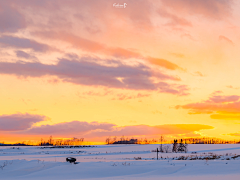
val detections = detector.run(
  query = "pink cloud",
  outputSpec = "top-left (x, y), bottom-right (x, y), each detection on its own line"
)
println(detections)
top-left (34, 31), bottom-right (181, 70)
top-left (24, 121), bottom-right (115, 136)
top-left (161, 0), bottom-right (233, 20)
top-left (0, 1), bottom-right (26, 33)
top-left (14, 121), bottom-right (213, 139)
top-left (0, 113), bottom-right (47, 131)
top-left (82, 90), bottom-right (112, 97)
top-left (112, 93), bottom-right (150, 100)
top-left (211, 91), bottom-right (223, 95)
top-left (181, 33), bottom-right (196, 41)
top-left (206, 95), bottom-right (240, 103)
top-left (219, 35), bottom-right (234, 45)
top-left (175, 92), bottom-right (240, 119)
top-left (0, 1), bottom-right (186, 71)
top-left (159, 84), bottom-right (190, 96)
top-left (226, 85), bottom-right (239, 89)
top-left (0, 57), bottom-right (189, 95)
top-left (15, 50), bottom-right (38, 61)
top-left (158, 8), bottom-right (192, 27)
top-left (0, 36), bottom-right (51, 52)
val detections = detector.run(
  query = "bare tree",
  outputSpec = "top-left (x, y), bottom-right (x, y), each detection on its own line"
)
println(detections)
top-left (172, 139), bottom-right (178, 153)
top-left (106, 137), bottom-right (110, 144)
top-left (160, 135), bottom-right (164, 152)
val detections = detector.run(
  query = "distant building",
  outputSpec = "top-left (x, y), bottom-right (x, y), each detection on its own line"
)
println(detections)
top-left (113, 139), bottom-right (138, 144)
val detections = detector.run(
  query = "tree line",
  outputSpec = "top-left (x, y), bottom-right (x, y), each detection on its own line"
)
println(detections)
top-left (0, 136), bottom-right (85, 146)
top-left (38, 136), bottom-right (84, 146)
top-left (106, 136), bottom-right (165, 144)
top-left (173, 137), bottom-right (239, 144)
top-left (106, 136), bottom-right (240, 144)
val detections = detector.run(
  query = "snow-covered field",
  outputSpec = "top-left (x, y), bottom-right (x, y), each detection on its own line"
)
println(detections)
top-left (1, 144), bottom-right (240, 179)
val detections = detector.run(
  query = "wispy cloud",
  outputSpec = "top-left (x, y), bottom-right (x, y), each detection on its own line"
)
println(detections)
top-left (86, 124), bottom-right (213, 138)
top-left (0, 57), bottom-right (188, 94)
top-left (192, 71), bottom-right (204, 77)
top-left (112, 93), bottom-right (150, 100)
top-left (219, 35), bottom-right (234, 45)
top-left (24, 121), bottom-right (115, 136)
top-left (158, 8), bottom-right (192, 27)
top-left (0, 36), bottom-right (51, 52)
top-left (161, 0), bottom-right (233, 20)
top-left (227, 132), bottom-right (240, 136)
top-left (16, 120), bottom-right (213, 138)
top-left (33, 31), bottom-right (182, 70)
top-left (169, 52), bottom-right (185, 58)
top-left (15, 50), bottom-right (38, 61)
top-left (226, 85), bottom-right (239, 89)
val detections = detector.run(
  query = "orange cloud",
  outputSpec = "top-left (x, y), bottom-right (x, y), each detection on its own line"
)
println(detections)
top-left (176, 93), bottom-right (240, 120)
top-left (227, 132), bottom-right (240, 136)
top-left (0, 113), bottom-right (213, 142)
top-left (169, 52), bottom-right (185, 58)
top-left (219, 35), bottom-right (234, 45)
top-left (86, 124), bottom-right (213, 138)
top-left (22, 121), bottom-right (115, 136)
top-left (146, 57), bottom-right (181, 70)
top-left (34, 31), bottom-right (181, 70)
top-left (192, 71), bottom-right (204, 77)
top-left (210, 114), bottom-right (240, 120)
top-left (23, 122), bottom-right (213, 139)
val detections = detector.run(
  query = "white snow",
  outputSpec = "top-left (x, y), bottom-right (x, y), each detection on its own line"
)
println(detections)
top-left (1, 144), bottom-right (240, 179)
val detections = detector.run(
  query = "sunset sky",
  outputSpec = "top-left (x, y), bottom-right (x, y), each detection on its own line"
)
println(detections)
top-left (1, 0), bottom-right (240, 143)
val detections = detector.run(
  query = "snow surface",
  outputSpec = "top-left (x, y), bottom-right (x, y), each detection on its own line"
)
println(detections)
top-left (1, 144), bottom-right (240, 179)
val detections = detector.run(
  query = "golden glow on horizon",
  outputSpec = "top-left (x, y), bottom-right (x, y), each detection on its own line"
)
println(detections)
top-left (1, 0), bottom-right (240, 143)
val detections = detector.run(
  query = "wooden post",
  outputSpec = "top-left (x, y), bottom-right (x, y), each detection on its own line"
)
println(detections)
top-left (157, 148), bottom-right (159, 160)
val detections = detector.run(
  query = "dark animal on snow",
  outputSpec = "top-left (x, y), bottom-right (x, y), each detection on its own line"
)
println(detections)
top-left (66, 157), bottom-right (76, 163)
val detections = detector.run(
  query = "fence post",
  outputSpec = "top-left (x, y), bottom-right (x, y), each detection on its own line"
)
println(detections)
top-left (157, 148), bottom-right (159, 160)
